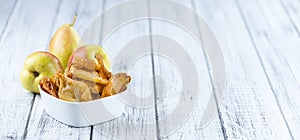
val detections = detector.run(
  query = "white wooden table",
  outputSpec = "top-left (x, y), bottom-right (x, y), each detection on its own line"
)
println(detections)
top-left (1, 0), bottom-right (300, 139)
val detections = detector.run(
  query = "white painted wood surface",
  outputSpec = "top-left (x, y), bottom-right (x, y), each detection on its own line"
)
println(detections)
top-left (0, 0), bottom-right (16, 37)
top-left (25, 0), bottom-right (100, 139)
top-left (281, 0), bottom-right (300, 94)
top-left (193, 0), bottom-right (295, 139)
top-left (149, 0), bottom-right (224, 139)
top-left (91, 0), bottom-right (157, 139)
top-left (0, 0), bottom-right (300, 139)
top-left (0, 0), bottom-right (62, 139)
top-left (236, 0), bottom-right (300, 139)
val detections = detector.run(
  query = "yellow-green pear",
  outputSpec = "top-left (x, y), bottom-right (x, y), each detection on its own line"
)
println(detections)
top-left (49, 14), bottom-right (80, 69)
top-left (20, 51), bottom-right (63, 93)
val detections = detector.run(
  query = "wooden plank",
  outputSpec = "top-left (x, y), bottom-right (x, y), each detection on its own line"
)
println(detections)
top-left (281, 0), bottom-right (300, 35)
top-left (280, 0), bottom-right (300, 87)
top-left (193, 0), bottom-right (293, 139)
top-left (271, 0), bottom-right (300, 83)
top-left (0, 0), bottom-right (62, 139)
top-left (280, 0), bottom-right (300, 88)
top-left (236, 0), bottom-right (300, 138)
top-left (0, 0), bottom-right (16, 38)
top-left (148, 0), bottom-right (225, 139)
top-left (24, 0), bottom-right (106, 139)
top-left (92, 0), bottom-right (157, 139)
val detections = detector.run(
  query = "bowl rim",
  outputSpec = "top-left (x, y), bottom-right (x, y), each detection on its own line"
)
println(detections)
top-left (39, 85), bottom-right (125, 105)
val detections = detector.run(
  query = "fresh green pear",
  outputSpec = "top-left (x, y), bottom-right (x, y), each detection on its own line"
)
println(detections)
top-left (20, 51), bottom-right (63, 93)
top-left (49, 14), bottom-right (80, 69)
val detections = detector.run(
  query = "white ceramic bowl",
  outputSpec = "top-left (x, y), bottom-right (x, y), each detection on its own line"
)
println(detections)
top-left (39, 86), bottom-right (125, 127)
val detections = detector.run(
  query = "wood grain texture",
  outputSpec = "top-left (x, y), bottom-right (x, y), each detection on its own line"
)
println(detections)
top-left (193, 0), bottom-right (293, 139)
top-left (148, 0), bottom-right (225, 139)
top-left (92, 0), bottom-right (157, 139)
top-left (236, 0), bottom-right (300, 138)
top-left (0, 0), bottom-right (62, 139)
top-left (1, 0), bottom-right (300, 139)
top-left (24, 0), bottom-right (98, 139)
top-left (0, 0), bottom-right (16, 41)
top-left (281, 0), bottom-right (300, 36)
top-left (280, 0), bottom-right (300, 87)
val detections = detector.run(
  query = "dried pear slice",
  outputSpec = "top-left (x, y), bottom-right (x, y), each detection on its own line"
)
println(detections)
top-left (101, 73), bottom-right (131, 98)
top-left (69, 65), bottom-right (108, 84)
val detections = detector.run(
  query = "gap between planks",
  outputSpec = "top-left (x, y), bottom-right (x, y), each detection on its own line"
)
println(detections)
top-left (190, 0), bottom-right (227, 139)
top-left (0, 0), bottom-right (18, 46)
top-left (234, 0), bottom-right (294, 139)
top-left (22, 0), bottom-right (64, 139)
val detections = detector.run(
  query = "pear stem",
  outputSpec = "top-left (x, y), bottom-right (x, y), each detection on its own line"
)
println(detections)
top-left (70, 14), bottom-right (77, 26)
